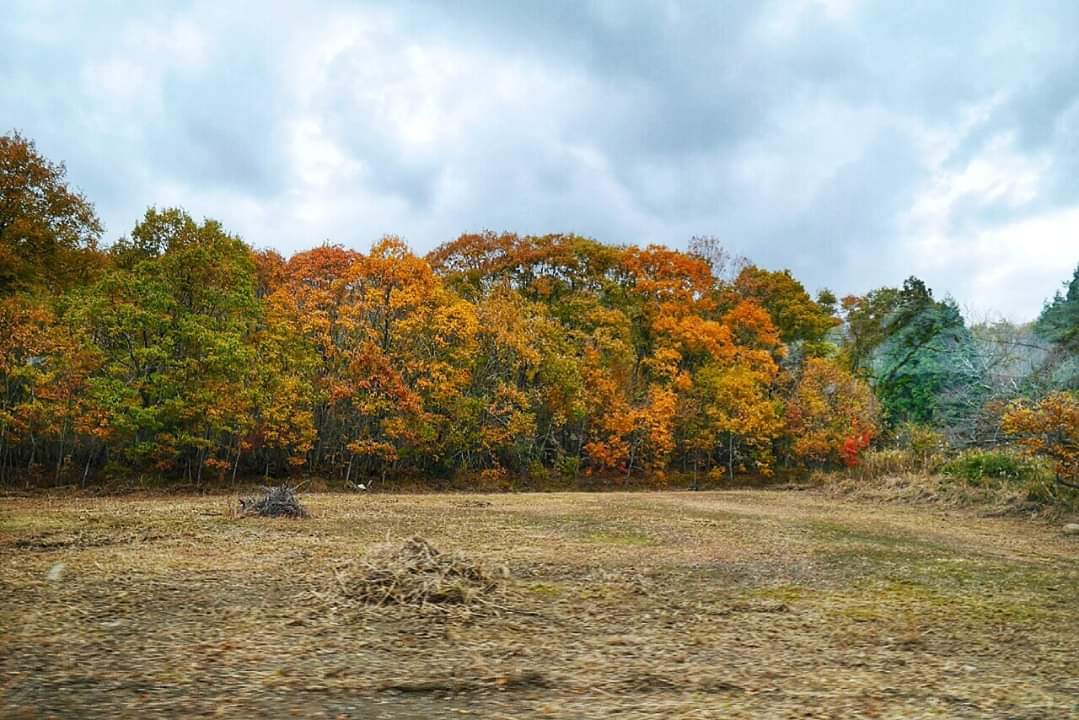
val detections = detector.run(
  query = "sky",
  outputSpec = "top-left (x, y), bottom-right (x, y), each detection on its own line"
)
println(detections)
top-left (3, 1), bottom-right (1078, 321)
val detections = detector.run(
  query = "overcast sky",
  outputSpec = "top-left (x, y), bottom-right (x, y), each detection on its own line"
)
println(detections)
top-left (4, 1), bottom-right (1078, 320)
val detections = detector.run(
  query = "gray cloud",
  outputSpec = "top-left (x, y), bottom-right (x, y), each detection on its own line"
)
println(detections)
top-left (2, 0), bottom-right (1077, 320)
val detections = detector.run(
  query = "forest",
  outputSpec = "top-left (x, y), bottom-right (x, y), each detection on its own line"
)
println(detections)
top-left (2, 131), bottom-right (1077, 492)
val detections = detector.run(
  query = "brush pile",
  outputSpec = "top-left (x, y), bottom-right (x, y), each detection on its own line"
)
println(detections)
top-left (335, 536), bottom-right (506, 607)
top-left (238, 484), bottom-right (308, 518)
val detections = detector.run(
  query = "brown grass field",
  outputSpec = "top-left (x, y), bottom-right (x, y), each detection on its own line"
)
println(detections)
top-left (1, 490), bottom-right (1076, 719)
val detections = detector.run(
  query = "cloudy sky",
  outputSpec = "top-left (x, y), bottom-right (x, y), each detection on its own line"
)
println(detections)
top-left (4, 1), bottom-right (1078, 320)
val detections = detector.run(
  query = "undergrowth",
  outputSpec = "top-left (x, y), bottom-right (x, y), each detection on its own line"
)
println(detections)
top-left (823, 446), bottom-right (1078, 517)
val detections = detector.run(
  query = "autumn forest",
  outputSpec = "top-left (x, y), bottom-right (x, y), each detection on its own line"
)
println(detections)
top-left (2, 132), bottom-right (1077, 490)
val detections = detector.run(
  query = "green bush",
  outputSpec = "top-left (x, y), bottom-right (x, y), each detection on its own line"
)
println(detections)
top-left (896, 422), bottom-right (945, 456)
top-left (527, 460), bottom-right (551, 487)
top-left (555, 455), bottom-right (580, 480)
top-left (941, 450), bottom-right (1043, 485)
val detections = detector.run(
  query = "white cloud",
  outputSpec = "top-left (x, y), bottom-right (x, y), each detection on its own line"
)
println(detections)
top-left (2, 0), bottom-right (1077, 319)
top-left (960, 207), bottom-right (1079, 321)
top-left (900, 127), bottom-right (1070, 319)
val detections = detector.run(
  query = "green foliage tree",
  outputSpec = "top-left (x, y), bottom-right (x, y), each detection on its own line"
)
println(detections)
top-left (843, 277), bottom-right (979, 427)
top-left (1035, 264), bottom-right (1079, 354)
top-left (69, 208), bottom-right (260, 480)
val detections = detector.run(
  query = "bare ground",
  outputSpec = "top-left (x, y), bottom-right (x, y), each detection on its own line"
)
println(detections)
top-left (1, 490), bottom-right (1076, 719)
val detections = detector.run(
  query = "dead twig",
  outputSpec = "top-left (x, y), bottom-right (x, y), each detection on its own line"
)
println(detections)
top-left (237, 484), bottom-right (308, 518)
top-left (332, 536), bottom-right (507, 609)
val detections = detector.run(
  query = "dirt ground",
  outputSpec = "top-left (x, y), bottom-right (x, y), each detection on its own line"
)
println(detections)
top-left (1, 490), bottom-right (1076, 719)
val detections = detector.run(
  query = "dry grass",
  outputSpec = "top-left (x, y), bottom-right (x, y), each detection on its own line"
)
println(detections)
top-left (1, 489), bottom-right (1076, 718)
top-left (820, 470), bottom-right (1079, 519)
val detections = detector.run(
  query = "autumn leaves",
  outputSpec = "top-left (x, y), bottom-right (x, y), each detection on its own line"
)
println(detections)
top-left (0, 131), bottom-right (888, 485)
top-left (1, 216), bottom-right (877, 485)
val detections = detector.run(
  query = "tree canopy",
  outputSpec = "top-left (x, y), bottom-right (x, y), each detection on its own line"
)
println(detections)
top-left (0, 132), bottom-right (1075, 487)
top-left (0, 132), bottom-right (102, 294)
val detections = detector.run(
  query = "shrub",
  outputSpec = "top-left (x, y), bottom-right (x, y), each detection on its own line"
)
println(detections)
top-left (527, 460), bottom-right (551, 487)
top-left (941, 449), bottom-right (1043, 486)
top-left (555, 455), bottom-right (580, 480)
top-left (1025, 474), bottom-right (1079, 511)
top-left (1001, 392), bottom-right (1079, 485)
top-left (896, 422), bottom-right (945, 457)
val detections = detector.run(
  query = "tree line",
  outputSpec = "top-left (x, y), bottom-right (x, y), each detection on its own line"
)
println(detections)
top-left (2, 131), bottom-right (1076, 487)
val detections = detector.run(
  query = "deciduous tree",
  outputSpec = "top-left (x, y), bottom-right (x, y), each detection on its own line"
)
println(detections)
top-left (0, 132), bottom-right (103, 293)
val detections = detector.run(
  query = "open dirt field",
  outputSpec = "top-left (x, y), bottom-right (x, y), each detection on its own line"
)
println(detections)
top-left (1, 490), bottom-right (1076, 719)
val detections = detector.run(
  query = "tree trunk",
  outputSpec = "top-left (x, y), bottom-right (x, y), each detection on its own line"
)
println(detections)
top-left (54, 420), bottom-right (67, 485)
top-left (231, 445), bottom-right (241, 485)
top-left (82, 445), bottom-right (93, 488)
top-left (728, 435), bottom-right (735, 484)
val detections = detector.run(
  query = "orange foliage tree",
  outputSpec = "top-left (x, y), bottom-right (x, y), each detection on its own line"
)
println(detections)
top-left (784, 357), bottom-right (880, 468)
top-left (1001, 392), bottom-right (1079, 486)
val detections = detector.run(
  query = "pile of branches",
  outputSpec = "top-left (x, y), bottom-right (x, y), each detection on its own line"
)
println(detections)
top-left (238, 484), bottom-right (308, 518)
top-left (335, 537), bottom-right (506, 608)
